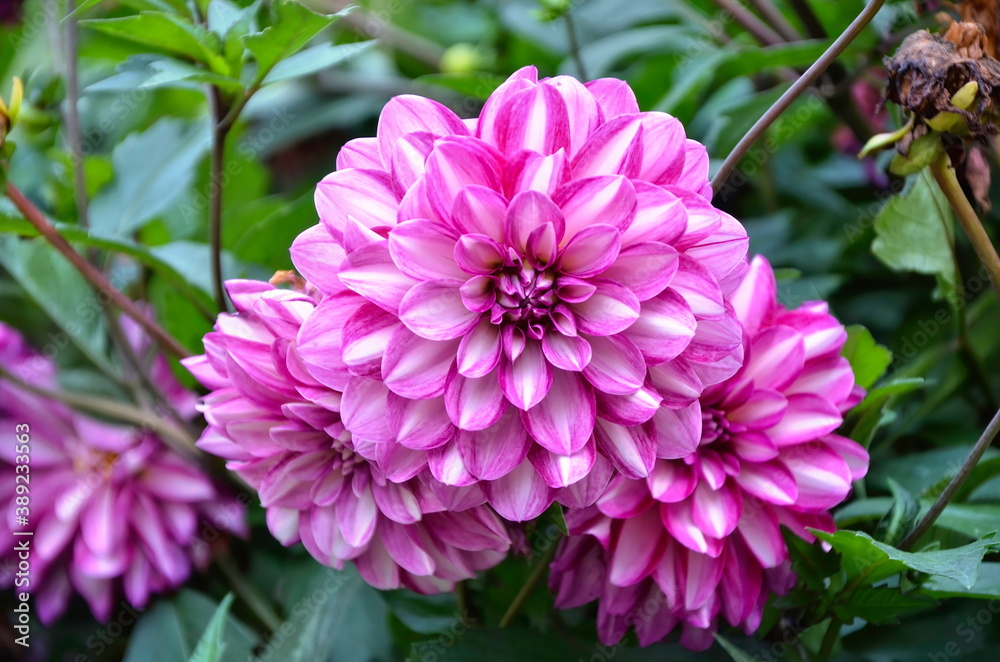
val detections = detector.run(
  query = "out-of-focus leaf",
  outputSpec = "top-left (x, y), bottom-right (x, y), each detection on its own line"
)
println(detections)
top-left (714, 634), bottom-right (756, 662)
top-left (923, 563), bottom-right (1000, 599)
top-left (414, 73), bottom-right (506, 101)
top-left (81, 13), bottom-right (228, 74)
top-left (262, 41), bottom-right (374, 85)
top-left (841, 324), bottom-right (892, 390)
top-left (89, 118), bottom-right (210, 237)
top-left (188, 593), bottom-right (236, 662)
top-left (875, 479), bottom-right (920, 547)
top-left (123, 589), bottom-right (258, 662)
top-left (140, 58), bottom-right (243, 92)
top-left (383, 592), bottom-right (461, 635)
top-left (243, 1), bottom-right (340, 83)
top-left (835, 587), bottom-right (938, 624)
top-left (933, 504), bottom-right (1000, 539)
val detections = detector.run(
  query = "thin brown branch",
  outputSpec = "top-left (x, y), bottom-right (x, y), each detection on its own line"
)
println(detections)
top-left (5, 183), bottom-right (192, 360)
top-left (787, 0), bottom-right (829, 38)
top-left (709, 0), bottom-right (784, 46)
top-left (711, 0), bottom-right (887, 193)
top-left (746, 0), bottom-right (803, 42)
top-left (64, 0), bottom-right (89, 232)
top-left (208, 86), bottom-right (230, 313)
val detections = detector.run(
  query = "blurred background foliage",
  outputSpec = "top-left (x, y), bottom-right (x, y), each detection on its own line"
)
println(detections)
top-left (2, 0), bottom-right (1000, 660)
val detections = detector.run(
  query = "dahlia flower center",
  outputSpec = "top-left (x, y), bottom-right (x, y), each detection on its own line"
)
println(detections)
top-left (328, 424), bottom-right (363, 476)
top-left (492, 265), bottom-right (556, 332)
top-left (701, 408), bottom-right (733, 446)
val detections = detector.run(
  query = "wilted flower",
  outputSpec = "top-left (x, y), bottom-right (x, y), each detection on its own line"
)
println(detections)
top-left (183, 279), bottom-right (511, 593)
top-left (548, 257), bottom-right (869, 650)
top-left (0, 323), bottom-right (245, 624)
top-left (290, 66), bottom-right (748, 521)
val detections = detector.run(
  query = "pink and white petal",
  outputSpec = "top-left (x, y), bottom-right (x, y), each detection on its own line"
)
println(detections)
top-left (726, 388), bottom-right (788, 430)
top-left (683, 211), bottom-right (749, 284)
top-left (337, 137), bottom-right (382, 170)
top-left (444, 188), bottom-right (507, 244)
top-left (375, 443), bottom-right (429, 482)
top-left (647, 358), bottom-right (704, 408)
top-left (372, 482), bottom-right (422, 525)
top-left (572, 115), bottom-right (644, 179)
top-left (781, 444), bottom-right (853, 510)
top-left (377, 94), bottom-right (468, 166)
top-left (728, 431), bottom-right (780, 462)
top-left (354, 536), bottom-right (401, 590)
top-left (765, 393), bottom-right (843, 446)
top-left (651, 401), bottom-right (702, 459)
top-left (554, 175), bottom-right (637, 240)
top-left (623, 289), bottom-right (696, 365)
top-left (382, 326), bottom-right (459, 399)
top-left (556, 454), bottom-right (614, 509)
top-left (582, 334), bottom-right (647, 396)
top-left (496, 84), bottom-right (571, 156)
top-left (823, 434), bottom-right (870, 480)
top-left (425, 137), bottom-right (504, 221)
top-left (621, 181), bottom-right (687, 247)
top-left (595, 418), bottom-right (656, 479)
top-left (672, 139), bottom-right (711, 195)
top-left (399, 279), bottom-right (480, 341)
top-left (541, 333), bottom-right (592, 372)
top-left (289, 225), bottom-right (349, 295)
top-left (498, 341), bottom-right (553, 410)
top-left (602, 242), bottom-right (679, 301)
top-left (296, 294), bottom-right (360, 392)
top-left (585, 78), bottom-right (639, 118)
top-left (505, 190), bottom-right (566, 254)
top-left (335, 482), bottom-right (378, 548)
top-left (341, 303), bottom-right (400, 378)
top-left (633, 113), bottom-right (687, 184)
top-left (558, 224), bottom-right (622, 277)
top-left (729, 255), bottom-right (776, 337)
top-left (445, 369), bottom-right (508, 430)
top-left (735, 460), bottom-right (798, 506)
top-left (544, 76), bottom-right (603, 155)
top-left (502, 149), bottom-right (568, 197)
top-left (773, 303), bottom-right (849, 361)
top-left (380, 520), bottom-right (434, 574)
top-left (785, 356), bottom-right (856, 406)
top-left (315, 169), bottom-right (398, 241)
top-left (337, 243), bottom-right (418, 314)
top-left (388, 219), bottom-right (465, 281)
top-left (661, 498), bottom-right (722, 557)
top-left (737, 506), bottom-right (786, 568)
top-left (521, 369), bottom-right (596, 455)
top-left (459, 275), bottom-right (496, 313)
top-left (648, 460), bottom-right (697, 503)
top-left (682, 549), bottom-right (725, 612)
top-left (596, 384), bottom-right (662, 426)
top-left (456, 409), bottom-right (530, 480)
top-left (454, 233), bottom-right (505, 274)
top-left (457, 320), bottom-right (503, 377)
top-left (528, 436), bottom-right (596, 488)
top-left (609, 508), bottom-right (665, 586)
top-left (525, 222), bottom-right (560, 268)
top-left (387, 393), bottom-right (455, 450)
top-left (390, 131), bottom-right (436, 195)
top-left (597, 474), bottom-right (654, 518)
top-left (482, 461), bottom-right (554, 522)
top-left (669, 254), bottom-right (725, 318)
top-left (682, 307), bottom-right (743, 364)
top-left (691, 481), bottom-right (742, 539)
top-left (569, 278), bottom-right (641, 336)
top-left (428, 439), bottom-right (477, 486)
top-left (340, 376), bottom-right (393, 442)
top-left (477, 67), bottom-right (538, 145)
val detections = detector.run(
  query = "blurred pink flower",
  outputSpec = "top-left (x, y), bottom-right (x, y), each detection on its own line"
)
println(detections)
top-left (184, 279), bottom-right (510, 593)
top-left (0, 322), bottom-right (245, 624)
top-left (548, 256), bottom-right (869, 650)
top-left (290, 66), bottom-right (748, 521)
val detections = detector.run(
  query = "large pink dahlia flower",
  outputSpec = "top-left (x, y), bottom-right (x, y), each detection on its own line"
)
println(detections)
top-left (290, 66), bottom-right (749, 521)
top-left (183, 278), bottom-right (511, 593)
top-left (0, 322), bottom-right (245, 624)
top-left (547, 256), bottom-right (869, 650)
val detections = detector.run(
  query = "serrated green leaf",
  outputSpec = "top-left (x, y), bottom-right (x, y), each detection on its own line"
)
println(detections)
top-left (871, 170), bottom-right (958, 300)
top-left (81, 13), bottom-right (229, 74)
top-left (262, 41), bottom-right (374, 85)
top-left (841, 325), bottom-right (892, 390)
top-left (243, 1), bottom-right (340, 84)
top-left (188, 593), bottom-right (235, 662)
top-left (207, 0), bottom-right (258, 77)
top-left (140, 58), bottom-right (243, 92)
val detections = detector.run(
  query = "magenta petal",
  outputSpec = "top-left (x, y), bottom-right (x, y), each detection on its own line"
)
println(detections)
top-left (691, 481), bottom-right (742, 539)
top-left (608, 508), bottom-right (664, 586)
top-left (337, 136), bottom-right (381, 170)
top-left (648, 460), bottom-right (697, 503)
top-left (602, 242), bottom-right (679, 301)
top-left (558, 224), bottom-right (622, 277)
top-left (652, 401), bottom-right (701, 458)
top-left (456, 409), bottom-right (530, 480)
top-left (541, 333), bottom-right (592, 372)
top-left (597, 385), bottom-right (661, 425)
top-left (528, 436), bottom-right (596, 488)
top-left (824, 434), bottom-right (870, 481)
top-left (781, 444), bottom-right (852, 509)
top-left (766, 393), bottom-right (842, 446)
top-left (315, 169), bottom-right (397, 241)
top-left (482, 461), bottom-right (554, 521)
top-left (683, 210), bottom-right (749, 286)
top-left (377, 94), bottom-right (468, 165)
top-left (624, 289), bottom-right (696, 365)
top-left (341, 303), bottom-right (400, 377)
top-left (425, 137), bottom-right (503, 221)
top-left (595, 418), bottom-right (655, 479)
top-left (730, 255), bottom-right (776, 337)
top-left (382, 326), bottom-right (458, 399)
top-left (450, 185), bottom-right (507, 241)
top-left (597, 475), bottom-right (654, 518)
top-left (674, 139), bottom-right (711, 196)
top-left (648, 358), bottom-right (703, 408)
top-left (375, 442), bottom-right (428, 482)
top-left (456, 320), bottom-right (503, 377)
top-left (569, 278), bottom-right (641, 336)
top-left (544, 76), bottom-right (603, 155)
top-left (390, 130), bottom-right (436, 194)
top-left (496, 83), bottom-right (571, 156)
top-left (428, 439), bottom-right (477, 486)
top-left (737, 505), bottom-right (786, 568)
top-left (661, 498), bottom-right (722, 557)
top-left (387, 393), bottom-right (455, 450)
top-left (388, 219), bottom-right (466, 281)
top-left (505, 190), bottom-right (566, 254)
top-left (622, 181), bottom-right (687, 246)
top-left (372, 483), bottom-right (422, 525)
top-left (503, 149), bottom-right (568, 197)
top-left (399, 279), bottom-right (481, 341)
top-left (296, 294), bottom-right (357, 392)
top-left (556, 454), bottom-right (614, 508)
top-left (525, 221), bottom-right (559, 268)
top-left (341, 376), bottom-right (392, 442)
top-left (582, 334), bottom-right (647, 396)
top-left (554, 175), bottom-right (637, 240)
top-left (728, 431), bottom-right (780, 462)
top-left (773, 302), bottom-right (849, 361)
top-left (636, 113), bottom-right (686, 184)
top-left (726, 388), bottom-right (788, 430)
top-left (521, 370), bottom-right (596, 455)
top-left (739, 325), bottom-right (806, 392)
top-left (338, 243), bottom-right (417, 314)
top-left (477, 67), bottom-right (538, 145)
top-left (585, 78), bottom-right (640, 118)
top-left (290, 225), bottom-right (348, 295)
top-left (445, 369), bottom-right (508, 430)
top-left (572, 114), bottom-right (643, 179)
top-left (735, 460), bottom-right (798, 505)
top-left (335, 483), bottom-right (378, 548)
top-left (459, 275), bottom-right (497, 314)
top-left (498, 341), bottom-right (553, 410)
top-left (454, 233), bottom-right (505, 274)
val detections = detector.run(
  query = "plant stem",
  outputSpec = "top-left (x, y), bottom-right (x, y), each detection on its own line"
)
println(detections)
top-left (930, 154), bottom-right (1000, 302)
top-left (898, 406), bottom-right (1000, 550)
top-left (499, 536), bottom-right (560, 628)
top-left (747, 0), bottom-right (802, 42)
top-left (214, 553), bottom-right (283, 635)
top-left (708, 0), bottom-right (783, 46)
top-left (818, 617), bottom-right (843, 659)
top-left (63, 0), bottom-right (89, 231)
top-left (0, 365), bottom-right (197, 455)
top-left (208, 86), bottom-right (230, 313)
top-left (5, 183), bottom-right (192, 359)
top-left (711, 0), bottom-right (887, 193)
top-left (564, 8), bottom-right (588, 80)
top-left (787, 0), bottom-right (828, 38)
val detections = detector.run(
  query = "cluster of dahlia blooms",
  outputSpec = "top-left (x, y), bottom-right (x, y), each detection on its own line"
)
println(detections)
top-left (187, 68), bottom-right (868, 647)
top-left (0, 322), bottom-right (245, 624)
top-left (548, 256), bottom-right (869, 649)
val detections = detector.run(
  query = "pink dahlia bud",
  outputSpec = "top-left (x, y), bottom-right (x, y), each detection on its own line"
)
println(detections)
top-left (548, 256), bottom-right (870, 650)
top-left (183, 279), bottom-right (511, 593)
top-left (290, 66), bottom-right (749, 521)
top-left (0, 323), bottom-right (245, 624)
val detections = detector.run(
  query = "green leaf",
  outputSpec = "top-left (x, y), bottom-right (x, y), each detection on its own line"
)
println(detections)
top-left (933, 504), bottom-right (1000, 539)
top-left (923, 563), bottom-right (1000, 599)
top-left (0, 236), bottom-right (113, 373)
top-left (875, 479), bottom-right (920, 547)
top-left (836, 586), bottom-right (938, 624)
top-left (889, 134), bottom-right (944, 176)
top-left (784, 526), bottom-right (840, 590)
top-left (714, 634), bottom-right (757, 662)
top-left (262, 41), bottom-right (374, 85)
top-left (123, 590), bottom-right (258, 662)
top-left (383, 592), bottom-right (461, 635)
top-left (140, 58), bottom-right (243, 92)
top-left (207, 0), bottom-right (258, 76)
top-left (188, 593), bottom-right (235, 662)
top-left (243, 1), bottom-right (340, 84)
top-left (81, 13), bottom-right (229, 74)
top-left (414, 73), bottom-right (508, 100)
top-left (812, 529), bottom-right (1000, 588)
top-left (263, 563), bottom-right (391, 662)
top-left (871, 170), bottom-right (958, 300)
top-left (841, 325), bottom-right (892, 390)
top-left (89, 118), bottom-right (210, 237)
